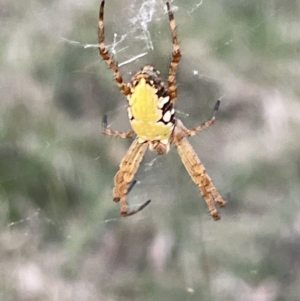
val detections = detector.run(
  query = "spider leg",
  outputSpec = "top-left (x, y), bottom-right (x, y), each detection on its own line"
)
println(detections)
top-left (127, 179), bottom-right (137, 194)
top-left (98, 1), bottom-right (130, 96)
top-left (102, 115), bottom-right (135, 139)
top-left (173, 133), bottom-right (226, 220)
top-left (113, 138), bottom-right (150, 216)
top-left (180, 100), bottom-right (220, 137)
top-left (166, 2), bottom-right (181, 105)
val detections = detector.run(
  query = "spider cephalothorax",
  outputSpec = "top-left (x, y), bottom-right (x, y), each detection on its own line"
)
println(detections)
top-left (99, 1), bottom-right (226, 220)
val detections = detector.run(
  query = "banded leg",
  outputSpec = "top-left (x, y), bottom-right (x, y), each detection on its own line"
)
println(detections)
top-left (113, 138), bottom-right (151, 216)
top-left (179, 100), bottom-right (220, 137)
top-left (173, 135), bottom-right (226, 220)
top-left (98, 1), bottom-right (130, 96)
top-left (102, 115), bottom-right (135, 138)
top-left (166, 2), bottom-right (181, 105)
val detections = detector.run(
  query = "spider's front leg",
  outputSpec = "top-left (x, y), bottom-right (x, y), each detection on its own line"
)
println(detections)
top-left (166, 2), bottom-right (181, 105)
top-left (98, 1), bottom-right (130, 96)
top-left (113, 138), bottom-right (151, 216)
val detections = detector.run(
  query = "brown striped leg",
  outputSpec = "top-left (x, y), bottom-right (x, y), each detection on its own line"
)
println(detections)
top-left (166, 2), bottom-right (181, 105)
top-left (98, 1), bottom-right (130, 96)
top-left (113, 138), bottom-right (151, 216)
top-left (173, 131), bottom-right (226, 220)
top-left (181, 100), bottom-right (220, 137)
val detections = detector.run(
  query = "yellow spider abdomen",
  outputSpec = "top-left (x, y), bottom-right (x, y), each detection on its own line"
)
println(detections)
top-left (129, 78), bottom-right (161, 121)
top-left (127, 78), bottom-right (174, 142)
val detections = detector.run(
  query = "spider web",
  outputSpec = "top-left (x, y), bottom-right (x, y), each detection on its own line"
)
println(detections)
top-left (1, 0), bottom-right (300, 300)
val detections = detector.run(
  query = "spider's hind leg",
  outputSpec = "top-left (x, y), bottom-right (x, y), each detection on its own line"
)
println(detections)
top-left (112, 138), bottom-right (150, 216)
top-left (172, 133), bottom-right (226, 220)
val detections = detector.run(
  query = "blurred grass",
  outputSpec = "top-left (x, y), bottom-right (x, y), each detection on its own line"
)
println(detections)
top-left (1, 0), bottom-right (300, 300)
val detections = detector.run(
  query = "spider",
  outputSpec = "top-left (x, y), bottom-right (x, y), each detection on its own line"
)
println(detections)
top-left (99, 1), bottom-right (226, 220)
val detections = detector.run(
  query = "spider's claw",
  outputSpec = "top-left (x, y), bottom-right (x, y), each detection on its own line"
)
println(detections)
top-left (214, 100), bottom-right (221, 112)
top-left (102, 114), bottom-right (108, 130)
top-left (127, 180), bottom-right (137, 195)
top-left (125, 199), bottom-right (151, 217)
top-left (209, 99), bottom-right (221, 122)
top-left (137, 199), bottom-right (151, 212)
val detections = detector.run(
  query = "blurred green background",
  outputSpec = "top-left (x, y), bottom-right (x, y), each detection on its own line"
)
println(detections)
top-left (1, 0), bottom-right (300, 300)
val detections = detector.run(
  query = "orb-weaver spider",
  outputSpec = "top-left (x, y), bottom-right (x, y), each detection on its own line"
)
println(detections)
top-left (99, 1), bottom-right (226, 220)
